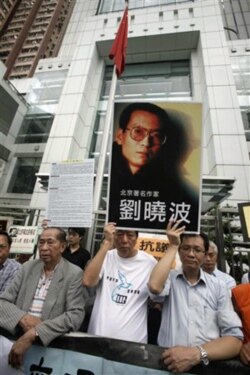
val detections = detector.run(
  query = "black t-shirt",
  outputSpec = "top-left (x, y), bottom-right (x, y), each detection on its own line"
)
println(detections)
top-left (62, 246), bottom-right (90, 270)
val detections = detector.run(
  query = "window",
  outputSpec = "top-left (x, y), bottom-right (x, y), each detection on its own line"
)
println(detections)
top-left (0, 87), bottom-right (19, 135)
top-left (8, 157), bottom-right (42, 194)
top-left (102, 61), bottom-right (191, 100)
top-left (231, 55), bottom-right (250, 146)
top-left (97, 0), bottom-right (194, 13)
top-left (15, 113), bottom-right (54, 144)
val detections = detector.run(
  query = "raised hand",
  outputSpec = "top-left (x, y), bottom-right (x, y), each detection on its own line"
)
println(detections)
top-left (166, 219), bottom-right (186, 246)
top-left (103, 222), bottom-right (116, 246)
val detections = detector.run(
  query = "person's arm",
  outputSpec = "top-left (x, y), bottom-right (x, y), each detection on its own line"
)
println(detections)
top-left (35, 267), bottom-right (86, 346)
top-left (202, 336), bottom-right (242, 360)
top-left (162, 336), bottom-right (242, 373)
top-left (82, 222), bottom-right (116, 287)
top-left (149, 220), bottom-right (185, 294)
top-left (0, 268), bottom-right (28, 333)
top-left (0, 262), bottom-right (22, 296)
top-left (8, 328), bottom-right (36, 369)
top-left (7, 265), bottom-right (86, 369)
top-left (19, 314), bottom-right (42, 332)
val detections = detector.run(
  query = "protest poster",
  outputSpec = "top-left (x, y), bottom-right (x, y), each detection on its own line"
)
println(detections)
top-left (8, 226), bottom-right (38, 254)
top-left (46, 160), bottom-right (94, 228)
top-left (238, 202), bottom-right (250, 242)
top-left (137, 232), bottom-right (181, 267)
top-left (108, 101), bottom-right (202, 233)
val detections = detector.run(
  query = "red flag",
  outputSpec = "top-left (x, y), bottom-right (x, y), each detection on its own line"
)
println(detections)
top-left (109, 7), bottom-right (128, 77)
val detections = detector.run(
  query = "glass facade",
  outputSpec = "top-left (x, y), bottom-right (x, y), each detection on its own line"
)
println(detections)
top-left (25, 69), bottom-right (68, 114)
top-left (7, 157), bottom-right (42, 194)
top-left (231, 55), bottom-right (250, 143)
top-left (15, 113), bottom-right (54, 144)
top-left (10, 68), bottom-right (66, 196)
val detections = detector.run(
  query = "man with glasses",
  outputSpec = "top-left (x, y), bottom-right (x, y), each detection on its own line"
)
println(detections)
top-left (0, 227), bottom-right (86, 369)
top-left (149, 220), bottom-right (243, 373)
top-left (109, 102), bottom-right (199, 232)
top-left (202, 241), bottom-right (236, 290)
top-left (0, 231), bottom-right (21, 295)
top-left (83, 222), bottom-right (158, 343)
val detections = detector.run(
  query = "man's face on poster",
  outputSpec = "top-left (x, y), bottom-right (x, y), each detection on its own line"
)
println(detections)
top-left (116, 109), bottom-right (165, 174)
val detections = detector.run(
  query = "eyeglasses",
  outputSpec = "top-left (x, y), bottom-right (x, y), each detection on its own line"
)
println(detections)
top-left (125, 126), bottom-right (166, 145)
top-left (180, 245), bottom-right (205, 255)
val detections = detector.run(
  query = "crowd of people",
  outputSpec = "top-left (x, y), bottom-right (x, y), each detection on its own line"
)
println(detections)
top-left (0, 221), bottom-right (249, 373)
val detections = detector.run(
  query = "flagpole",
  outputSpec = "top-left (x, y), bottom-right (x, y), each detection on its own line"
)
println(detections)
top-left (93, 1), bottom-right (128, 214)
top-left (93, 65), bottom-right (117, 213)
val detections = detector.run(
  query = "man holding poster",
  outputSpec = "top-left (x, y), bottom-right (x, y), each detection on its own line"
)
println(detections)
top-left (108, 102), bottom-right (201, 233)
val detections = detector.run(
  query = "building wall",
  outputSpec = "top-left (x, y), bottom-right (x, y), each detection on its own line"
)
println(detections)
top-left (0, 0), bottom-right (76, 79)
top-left (2, 0), bottom-right (250, 223)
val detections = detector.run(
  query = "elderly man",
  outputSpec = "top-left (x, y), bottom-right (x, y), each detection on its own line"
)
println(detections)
top-left (0, 231), bottom-right (21, 295)
top-left (83, 222), bottom-right (158, 343)
top-left (149, 220), bottom-right (243, 373)
top-left (202, 240), bottom-right (236, 290)
top-left (0, 226), bottom-right (86, 369)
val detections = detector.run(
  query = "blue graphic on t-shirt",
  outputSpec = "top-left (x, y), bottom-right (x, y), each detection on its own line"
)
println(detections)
top-left (111, 270), bottom-right (133, 304)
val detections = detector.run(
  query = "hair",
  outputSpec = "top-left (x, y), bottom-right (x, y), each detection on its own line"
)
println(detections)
top-left (115, 229), bottom-right (139, 238)
top-left (119, 102), bottom-right (170, 134)
top-left (68, 227), bottom-right (86, 237)
top-left (209, 240), bottom-right (218, 254)
top-left (43, 227), bottom-right (67, 243)
top-left (180, 232), bottom-right (209, 253)
top-left (0, 230), bottom-right (12, 246)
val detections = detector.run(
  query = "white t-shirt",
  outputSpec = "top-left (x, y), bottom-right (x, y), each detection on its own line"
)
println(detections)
top-left (88, 249), bottom-right (157, 343)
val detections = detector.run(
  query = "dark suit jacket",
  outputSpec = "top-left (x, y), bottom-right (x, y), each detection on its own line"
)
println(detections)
top-left (0, 258), bottom-right (86, 345)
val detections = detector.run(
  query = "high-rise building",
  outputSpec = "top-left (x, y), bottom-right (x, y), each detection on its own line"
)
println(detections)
top-left (0, 1), bottom-right (17, 29)
top-left (0, 0), bottom-right (249, 252)
top-left (0, 0), bottom-right (76, 79)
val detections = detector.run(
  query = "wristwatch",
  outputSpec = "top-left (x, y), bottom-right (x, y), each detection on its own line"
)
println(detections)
top-left (196, 345), bottom-right (209, 366)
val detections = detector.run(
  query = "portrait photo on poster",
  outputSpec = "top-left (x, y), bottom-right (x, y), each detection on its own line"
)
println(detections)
top-left (107, 101), bottom-right (202, 233)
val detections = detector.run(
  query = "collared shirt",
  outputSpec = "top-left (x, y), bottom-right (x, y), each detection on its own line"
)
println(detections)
top-left (28, 270), bottom-right (55, 318)
top-left (211, 268), bottom-right (236, 290)
top-left (158, 268), bottom-right (243, 347)
top-left (0, 259), bottom-right (21, 295)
